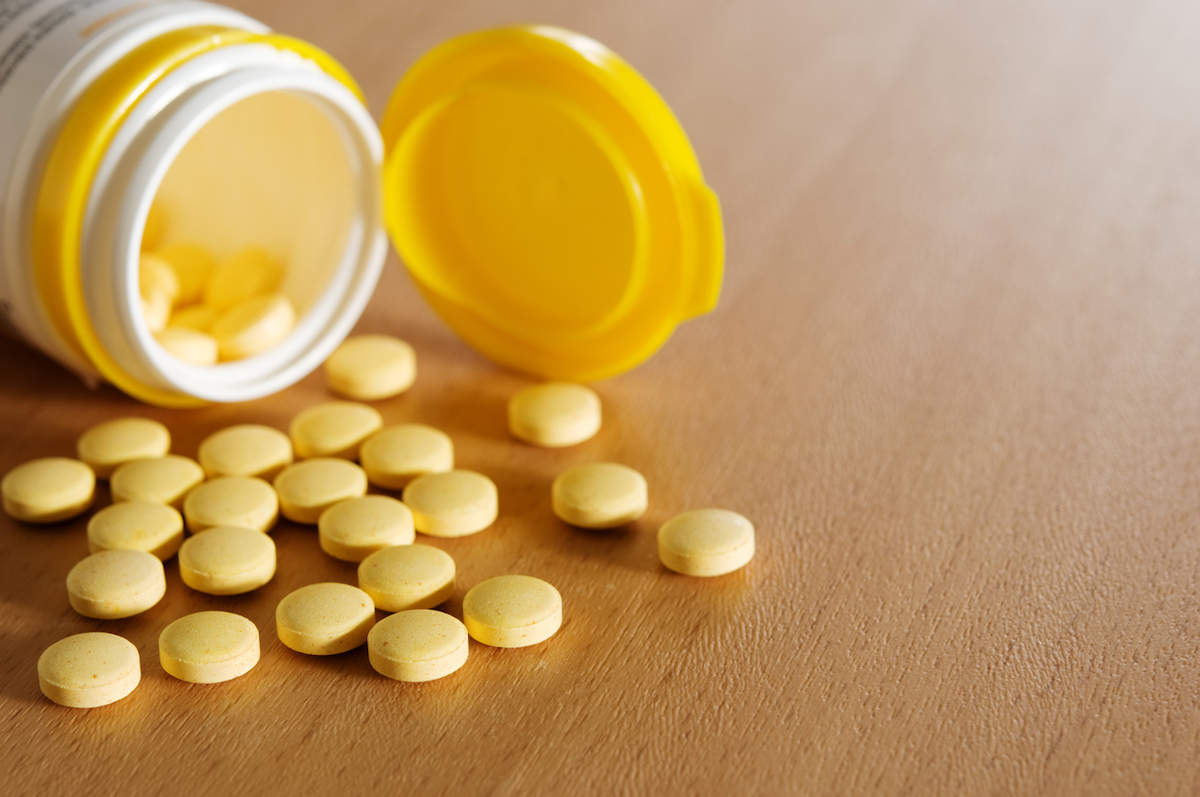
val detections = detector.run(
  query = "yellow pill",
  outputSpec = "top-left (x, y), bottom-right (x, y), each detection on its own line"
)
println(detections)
top-left (168, 304), bottom-right (217, 332)
top-left (368, 610), bottom-right (468, 682)
top-left (2, 457), bottom-right (94, 523)
top-left (204, 247), bottom-right (283, 310)
top-left (154, 327), bottom-right (218, 366)
top-left (159, 611), bottom-right (259, 684)
top-left (318, 495), bottom-right (415, 562)
top-left (140, 289), bottom-right (172, 333)
top-left (290, 401), bottom-right (383, 460)
top-left (66, 549), bottom-right (166, 619)
top-left (142, 202), bottom-right (167, 251)
top-left (178, 526), bottom-right (277, 595)
top-left (508, 383), bottom-right (602, 447)
top-left (360, 424), bottom-right (453, 490)
top-left (403, 470), bottom-right (497, 538)
top-left (38, 632), bottom-right (140, 708)
top-left (211, 293), bottom-right (296, 361)
top-left (155, 243), bottom-right (215, 306)
top-left (658, 509), bottom-right (755, 577)
top-left (110, 455), bottom-right (204, 509)
top-left (273, 458), bottom-right (367, 525)
top-left (87, 501), bottom-right (184, 560)
top-left (183, 476), bottom-right (278, 534)
top-left (358, 544), bottom-right (456, 613)
top-left (323, 334), bottom-right (416, 400)
top-left (462, 575), bottom-right (562, 648)
top-left (197, 424), bottom-right (293, 481)
top-left (551, 462), bottom-right (648, 529)
top-left (139, 253), bottom-right (181, 305)
top-left (77, 417), bottom-right (171, 480)
top-left (276, 582), bottom-right (375, 655)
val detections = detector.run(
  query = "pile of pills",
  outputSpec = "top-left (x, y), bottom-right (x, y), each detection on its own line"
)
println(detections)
top-left (138, 237), bottom-right (295, 365)
top-left (7, 334), bottom-right (755, 708)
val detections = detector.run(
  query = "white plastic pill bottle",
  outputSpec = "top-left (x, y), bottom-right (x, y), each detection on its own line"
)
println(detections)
top-left (0, 0), bottom-right (724, 407)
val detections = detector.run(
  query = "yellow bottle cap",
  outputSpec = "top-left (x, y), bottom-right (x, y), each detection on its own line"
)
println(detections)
top-left (381, 26), bottom-right (723, 381)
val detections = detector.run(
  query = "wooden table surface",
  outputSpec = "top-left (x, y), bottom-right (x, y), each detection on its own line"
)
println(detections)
top-left (6, 0), bottom-right (1200, 794)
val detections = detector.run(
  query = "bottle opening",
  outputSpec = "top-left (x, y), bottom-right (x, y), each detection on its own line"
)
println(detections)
top-left (139, 90), bottom-right (358, 365)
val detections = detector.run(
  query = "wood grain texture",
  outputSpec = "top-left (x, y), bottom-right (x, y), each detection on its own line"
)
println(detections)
top-left (5, 0), bottom-right (1200, 794)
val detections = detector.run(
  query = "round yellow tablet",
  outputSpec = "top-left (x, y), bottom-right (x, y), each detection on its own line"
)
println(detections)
top-left (110, 455), bottom-right (204, 509)
top-left (276, 582), bottom-right (376, 655)
top-left (66, 549), bottom-right (166, 619)
top-left (2, 457), bottom-right (94, 523)
top-left (508, 383), bottom-right (602, 447)
top-left (168, 304), bottom-right (217, 332)
top-left (551, 462), bottom-right (648, 529)
top-left (140, 288), bottom-right (172, 333)
top-left (658, 509), bottom-right (756, 577)
top-left (77, 417), bottom-right (170, 479)
top-left (38, 632), bottom-right (140, 708)
top-left (273, 458), bottom-right (367, 525)
top-left (211, 293), bottom-right (296, 361)
top-left (204, 247), bottom-right (283, 310)
top-left (318, 495), bottom-right (415, 562)
top-left (360, 424), bottom-right (453, 490)
top-left (368, 610), bottom-right (468, 682)
top-left (86, 501), bottom-right (184, 560)
top-left (154, 327), bottom-right (218, 366)
top-left (462, 575), bottom-right (562, 648)
top-left (156, 242), bottom-right (215, 306)
top-left (403, 470), bottom-right (498, 538)
top-left (197, 424), bottom-right (293, 481)
top-left (139, 253), bottom-right (181, 305)
top-left (178, 526), bottom-right (277, 595)
top-left (159, 611), bottom-right (260, 683)
top-left (290, 401), bottom-right (383, 460)
top-left (324, 334), bottom-right (417, 400)
top-left (183, 476), bottom-right (278, 534)
top-left (358, 544), bottom-right (456, 613)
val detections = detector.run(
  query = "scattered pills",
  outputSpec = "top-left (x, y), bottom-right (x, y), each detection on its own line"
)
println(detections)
top-left (87, 501), bottom-right (184, 560)
top-left (290, 401), bottom-right (383, 460)
top-left (204, 247), bottom-right (283, 310)
top-left (197, 424), bottom-right (293, 481)
top-left (318, 495), bottom-right (415, 562)
top-left (403, 470), bottom-right (498, 538)
top-left (368, 610), bottom-right (468, 682)
top-left (552, 462), bottom-right (648, 529)
top-left (156, 243), bottom-right (215, 306)
top-left (77, 417), bottom-right (170, 479)
top-left (38, 632), bottom-right (140, 708)
top-left (159, 611), bottom-right (260, 683)
top-left (110, 454), bottom-right (204, 509)
top-left (178, 526), bottom-right (276, 595)
top-left (183, 476), bottom-right (278, 534)
top-left (1, 457), bottom-right (94, 523)
top-left (154, 327), bottom-right (219, 366)
top-left (276, 582), bottom-right (376, 655)
top-left (273, 458), bottom-right (367, 525)
top-left (66, 549), bottom-right (166, 619)
top-left (360, 424), bottom-right (453, 490)
top-left (658, 509), bottom-right (755, 576)
top-left (508, 382), bottom-right (602, 447)
top-left (324, 334), bottom-right (417, 400)
top-left (358, 544), bottom-right (456, 613)
top-left (463, 575), bottom-right (562, 648)
top-left (211, 293), bottom-right (296, 361)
